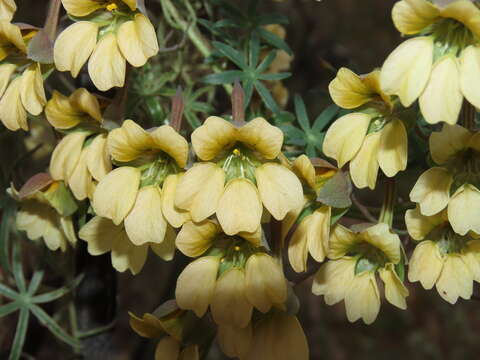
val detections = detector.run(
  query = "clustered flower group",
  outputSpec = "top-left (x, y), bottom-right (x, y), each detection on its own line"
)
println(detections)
top-left (4, 0), bottom-right (480, 359)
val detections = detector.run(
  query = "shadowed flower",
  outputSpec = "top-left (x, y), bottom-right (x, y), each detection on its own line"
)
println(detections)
top-left (55, 0), bottom-right (159, 91)
top-left (381, 0), bottom-right (480, 124)
top-left (175, 116), bottom-right (303, 235)
top-left (312, 223), bottom-right (408, 324)
top-left (406, 206), bottom-right (480, 304)
top-left (324, 68), bottom-right (408, 189)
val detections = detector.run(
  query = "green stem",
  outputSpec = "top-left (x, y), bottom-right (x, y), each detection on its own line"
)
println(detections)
top-left (45, 0), bottom-right (62, 40)
top-left (379, 178), bottom-right (396, 227)
top-left (160, 0), bottom-right (233, 94)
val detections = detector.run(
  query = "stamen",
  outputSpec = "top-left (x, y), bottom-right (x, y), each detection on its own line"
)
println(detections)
top-left (106, 3), bottom-right (118, 11)
top-left (233, 148), bottom-right (241, 156)
top-left (234, 246), bottom-right (241, 251)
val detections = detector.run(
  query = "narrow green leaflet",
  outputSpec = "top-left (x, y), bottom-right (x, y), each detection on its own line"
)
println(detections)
top-left (0, 196), bottom-right (15, 272)
top-left (8, 308), bottom-right (29, 360)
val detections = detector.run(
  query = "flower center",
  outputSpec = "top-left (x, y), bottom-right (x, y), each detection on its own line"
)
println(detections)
top-left (219, 146), bottom-right (260, 184)
top-left (351, 243), bottom-right (390, 274)
top-left (106, 2), bottom-right (118, 11)
top-left (431, 18), bottom-right (475, 59)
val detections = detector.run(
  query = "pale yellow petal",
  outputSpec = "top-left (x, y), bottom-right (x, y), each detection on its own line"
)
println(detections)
top-left (436, 255), bottom-right (473, 304)
top-left (155, 337), bottom-right (180, 360)
top-left (0, 63), bottom-right (16, 98)
top-left (111, 235), bottom-right (149, 274)
top-left (245, 253), bottom-right (287, 313)
top-left (108, 119), bottom-right (153, 162)
top-left (463, 240), bottom-right (480, 282)
top-left (211, 268), bottom-right (253, 328)
top-left (0, 77), bottom-right (27, 131)
top-left (124, 185), bottom-right (167, 245)
top-left (350, 131), bottom-right (381, 190)
top-left (150, 225), bottom-right (176, 261)
top-left (150, 125), bottom-right (189, 168)
top-left (322, 112), bottom-right (371, 167)
top-left (86, 134), bottom-right (111, 181)
top-left (79, 216), bottom-right (120, 255)
top-left (409, 167), bottom-right (452, 216)
top-left (217, 178), bottom-right (262, 235)
top-left (92, 167), bottom-right (140, 225)
top-left (88, 33), bottom-right (126, 91)
top-left (307, 206), bottom-right (331, 263)
top-left (175, 256), bottom-right (220, 317)
top-left (392, 0), bottom-right (439, 35)
top-left (69, 148), bottom-right (92, 201)
top-left (440, 0), bottom-right (480, 38)
top-left (54, 22), bottom-right (98, 78)
top-left (117, 14), bottom-right (159, 67)
top-left (70, 87), bottom-right (102, 122)
top-left (344, 272), bottom-right (380, 325)
top-left (379, 264), bottom-right (409, 310)
top-left (328, 224), bottom-right (359, 259)
top-left (405, 206), bottom-right (446, 241)
top-left (269, 313), bottom-right (309, 360)
top-left (191, 116), bottom-right (237, 161)
top-left (0, 0), bottom-right (16, 21)
top-left (45, 91), bottom-right (83, 129)
top-left (380, 37), bottom-right (433, 107)
top-left (19, 63), bottom-right (46, 116)
top-left (49, 132), bottom-right (89, 183)
top-left (460, 45), bottom-right (480, 108)
top-left (378, 119), bottom-right (408, 177)
top-left (448, 184), bottom-right (480, 235)
top-left (429, 124), bottom-right (471, 164)
top-left (292, 155), bottom-right (316, 189)
top-left (161, 174), bottom-right (190, 228)
top-left (419, 56), bottom-right (462, 125)
top-left (328, 67), bottom-right (374, 109)
top-left (175, 163), bottom-right (225, 222)
top-left (61, 0), bottom-right (104, 16)
top-left (175, 220), bottom-right (219, 258)
top-left (312, 258), bottom-right (356, 305)
top-left (255, 163), bottom-right (304, 221)
top-left (217, 325), bottom-right (252, 359)
top-left (237, 117), bottom-right (283, 159)
top-left (0, 21), bottom-right (26, 53)
top-left (408, 240), bottom-right (444, 289)
top-left (361, 223), bottom-right (401, 264)
top-left (287, 215), bottom-right (309, 273)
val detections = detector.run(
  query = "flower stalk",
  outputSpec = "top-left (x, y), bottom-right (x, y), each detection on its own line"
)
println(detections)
top-left (379, 178), bottom-right (396, 227)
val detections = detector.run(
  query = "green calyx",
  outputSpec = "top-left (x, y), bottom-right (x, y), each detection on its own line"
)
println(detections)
top-left (431, 18), bottom-right (476, 59)
top-left (352, 243), bottom-right (390, 275)
top-left (218, 146), bottom-right (261, 184)
top-left (139, 155), bottom-right (180, 188)
top-left (447, 148), bottom-right (480, 190)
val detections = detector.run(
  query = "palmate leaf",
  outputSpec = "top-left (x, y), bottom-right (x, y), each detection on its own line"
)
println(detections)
top-left (9, 308), bottom-right (29, 360)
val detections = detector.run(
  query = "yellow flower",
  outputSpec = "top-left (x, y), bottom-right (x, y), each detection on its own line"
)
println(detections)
top-left (175, 116), bottom-right (303, 235)
top-left (217, 324), bottom-right (253, 359)
top-left (55, 1), bottom-right (159, 91)
top-left (380, 0), bottom-right (480, 124)
top-left (0, 22), bottom-right (46, 131)
top-left (0, 0), bottom-right (16, 21)
top-left (174, 220), bottom-right (284, 324)
top-left (405, 206), bottom-right (480, 304)
top-left (324, 68), bottom-right (408, 189)
top-left (79, 216), bottom-right (175, 274)
top-left (243, 311), bottom-right (309, 360)
top-left (92, 120), bottom-right (189, 249)
top-left (285, 155), bottom-right (336, 273)
top-left (410, 124), bottom-right (480, 235)
top-left (129, 308), bottom-right (200, 360)
top-left (312, 223), bottom-right (408, 324)
top-left (14, 180), bottom-right (77, 252)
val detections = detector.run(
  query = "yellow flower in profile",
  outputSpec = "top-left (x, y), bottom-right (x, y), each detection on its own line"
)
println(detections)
top-left (175, 116), bottom-right (303, 235)
top-left (0, 22), bottom-right (46, 131)
top-left (129, 305), bottom-right (200, 360)
top-left (55, 0), bottom-right (159, 91)
top-left (380, 0), bottom-right (480, 124)
top-left (175, 220), bottom-right (286, 325)
top-left (410, 124), bottom-right (480, 235)
top-left (324, 68), bottom-right (408, 189)
top-left (284, 155), bottom-right (336, 273)
top-left (79, 216), bottom-right (176, 274)
top-left (405, 206), bottom-right (480, 304)
top-left (92, 120), bottom-right (189, 249)
top-left (0, 0), bottom-right (16, 21)
top-left (312, 223), bottom-right (408, 324)
top-left (47, 88), bottom-right (111, 201)
top-left (13, 179), bottom-right (77, 252)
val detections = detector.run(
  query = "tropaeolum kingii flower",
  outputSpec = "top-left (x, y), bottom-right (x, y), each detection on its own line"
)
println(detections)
top-left (410, 124), bottom-right (480, 235)
top-left (381, 0), bottom-right (480, 125)
top-left (323, 68), bottom-right (408, 190)
top-left (55, 0), bottom-right (159, 91)
top-left (174, 116), bottom-right (304, 236)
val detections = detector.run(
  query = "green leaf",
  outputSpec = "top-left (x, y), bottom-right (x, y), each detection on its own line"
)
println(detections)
top-left (280, 124), bottom-right (305, 139)
top-left (0, 283), bottom-right (19, 300)
top-left (306, 143), bottom-right (316, 158)
top-left (212, 41), bottom-right (248, 69)
top-left (312, 104), bottom-right (340, 133)
top-left (32, 274), bottom-right (84, 304)
top-left (330, 207), bottom-right (349, 225)
top-left (317, 171), bottom-right (353, 208)
top-left (0, 301), bottom-right (20, 317)
top-left (202, 70), bottom-right (244, 85)
top-left (257, 72), bottom-right (291, 81)
top-left (27, 270), bottom-right (45, 296)
top-left (257, 14), bottom-right (289, 26)
top-left (0, 197), bottom-right (15, 272)
top-left (30, 305), bottom-right (80, 348)
top-left (8, 308), bottom-right (29, 360)
top-left (243, 79), bottom-right (254, 108)
top-left (249, 32), bottom-right (260, 67)
top-left (12, 240), bottom-right (26, 293)
top-left (294, 95), bottom-right (310, 132)
top-left (258, 27), bottom-right (293, 55)
top-left (254, 81), bottom-right (281, 114)
top-left (256, 51), bottom-right (277, 74)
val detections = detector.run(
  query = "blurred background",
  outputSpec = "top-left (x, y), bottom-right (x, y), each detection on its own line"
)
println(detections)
top-left (2, 0), bottom-right (480, 359)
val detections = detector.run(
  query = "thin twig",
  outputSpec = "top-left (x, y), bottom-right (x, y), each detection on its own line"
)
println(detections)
top-left (351, 193), bottom-right (377, 223)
